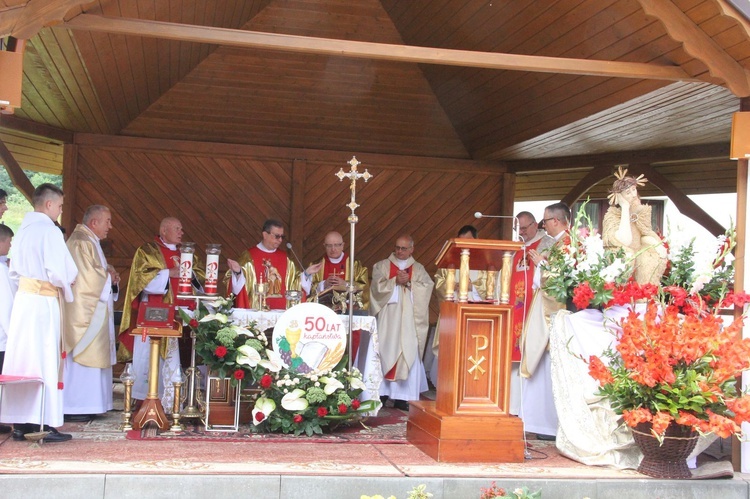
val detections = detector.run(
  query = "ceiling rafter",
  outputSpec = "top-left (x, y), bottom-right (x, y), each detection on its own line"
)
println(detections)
top-left (8, 0), bottom-right (94, 40)
top-left (716, 0), bottom-right (750, 41)
top-left (59, 14), bottom-right (701, 82)
top-left (637, 0), bottom-right (750, 97)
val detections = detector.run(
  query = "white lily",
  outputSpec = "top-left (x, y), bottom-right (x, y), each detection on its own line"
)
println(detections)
top-left (281, 389), bottom-right (309, 411)
top-left (232, 325), bottom-right (253, 337)
top-left (259, 349), bottom-right (283, 372)
top-left (349, 377), bottom-right (367, 391)
top-left (199, 313), bottom-right (228, 324)
top-left (252, 397), bottom-right (276, 426)
top-left (235, 345), bottom-right (261, 367)
top-left (320, 376), bottom-right (345, 395)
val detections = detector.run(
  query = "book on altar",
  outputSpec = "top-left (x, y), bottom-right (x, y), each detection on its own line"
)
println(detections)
top-left (298, 341), bottom-right (329, 370)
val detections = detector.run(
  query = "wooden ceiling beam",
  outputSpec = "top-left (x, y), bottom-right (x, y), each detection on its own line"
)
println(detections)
top-left (0, 136), bottom-right (35, 203)
top-left (61, 14), bottom-right (699, 83)
top-left (9, 0), bottom-right (94, 40)
top-left (560, 166), bottom-right (614, 207)
top-left (638, 0), bottom-right (750, 97)
top-left (0, 114), bottom-right (73, 143)
top-left (0, 6), bottom-right (24, 39)
top-left (507, 143), bottom-right (730, 173)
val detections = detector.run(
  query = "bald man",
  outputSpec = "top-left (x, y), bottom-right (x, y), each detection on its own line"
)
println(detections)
top-left (300, 231), bottom-right (369, 312)
top-left (119, 217), bottom-right (204, 409)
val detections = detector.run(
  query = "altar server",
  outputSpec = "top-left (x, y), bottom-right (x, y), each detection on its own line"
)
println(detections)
top-left (1, 183), bottom-right (78, 442)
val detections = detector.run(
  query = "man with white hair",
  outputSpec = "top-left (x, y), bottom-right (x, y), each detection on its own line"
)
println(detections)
top-left (62, 205), bottom-right (120, 422)
top-left (119, 217), bottom-right (203, 407)
top-left (370, 235), bottom-right (434, 411)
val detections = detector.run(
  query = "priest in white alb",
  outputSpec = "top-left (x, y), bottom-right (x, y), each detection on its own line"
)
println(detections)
top-left (0, 184), bottom-right (78, 443)
top-left (370, 235), bottom-right (434, 411)
top-left (62, 205), bottom-right (119, 422)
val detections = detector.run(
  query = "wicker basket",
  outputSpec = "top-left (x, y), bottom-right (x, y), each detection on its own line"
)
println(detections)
top-left (632, 421), bottom-right (699, 479)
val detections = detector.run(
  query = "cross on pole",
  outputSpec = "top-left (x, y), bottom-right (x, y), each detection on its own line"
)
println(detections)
top-left (335, 156), bottom-right (372, 373)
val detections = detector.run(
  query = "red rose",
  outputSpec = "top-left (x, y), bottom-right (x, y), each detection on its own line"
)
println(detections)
top-left (234, 369), bottom-right (245, 380)
top-left (351, 399), bottom-right (361, 410)
top-left (215, 346), bottom-right (228, 358)
top-left (338, 404), bottom-right (348, 414)
top-left (317, 407), bottom-right (328, 417)
top-left (293, 414), bottom-right (303, 424)
top-left (260, 374), bottom-right (273, 389)
top-left (189, 318), bottom-right (199, 328)
top-left (255, 412), bottom-right (265, 422)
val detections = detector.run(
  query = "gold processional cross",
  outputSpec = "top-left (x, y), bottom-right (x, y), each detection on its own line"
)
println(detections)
top-left (335, 156), bottom-right (372, 372)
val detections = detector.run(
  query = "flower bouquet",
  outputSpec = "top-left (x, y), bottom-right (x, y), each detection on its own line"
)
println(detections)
top-left (251, 359), bottom-right (378, 436)
top-left (181, 297), bottom-right (377, 435)
top-left (179, 296), bottom-right (271, 387)
top-left (661, 225), bottom-right (747, 312)
top-left (588, 301), bottom-right (750, 439)
top-left (542, 203), bottom-right (633, 310)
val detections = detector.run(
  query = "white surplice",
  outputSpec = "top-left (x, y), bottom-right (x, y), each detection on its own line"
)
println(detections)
top-left (0, 255), bottom-right (16, 352)
top-left (63, 225), bottom-right (116, 415)
top-left (0, 212), bottom-right (78, 428)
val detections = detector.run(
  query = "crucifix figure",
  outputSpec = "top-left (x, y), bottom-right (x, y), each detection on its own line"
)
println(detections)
top-left (335, 156), bottom-right (372, 371)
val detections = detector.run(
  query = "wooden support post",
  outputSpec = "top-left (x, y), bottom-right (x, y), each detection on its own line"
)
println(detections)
top-left (0, 135), bottom-right (34, 203)
top-left (61, 143), bottom-right (78, 233)
top-left (290, 158), bottom-right (306, 257)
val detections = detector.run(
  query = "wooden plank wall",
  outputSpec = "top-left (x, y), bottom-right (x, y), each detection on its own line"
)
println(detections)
top-left (66, 134), bottom-right (509, 322)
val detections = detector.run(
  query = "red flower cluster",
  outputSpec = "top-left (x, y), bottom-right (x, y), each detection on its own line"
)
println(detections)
top-left (594, 302), bottom-right (750, 437)
top-left (572, 282), bottom-right (595, 310)
top-left (610, 280), bottom-right (659, 307)
top-left (254, 411), bottom-right (265, 422)
top-left (214, 345), bottom-right (228, 358)
top-left (260, 374), bottom-right (273, 389)
top-left (338, 404), bottom-right (348, 415)
top-left (317, 407), bottom-right (328, 417)
top-left (233, 369), bottom-right (245, 380)
top-left (293, 414), bottom-right (303, 424)
top-left (189, 318), bottom-right (199, 328)
top-left (351, 399), bottom-right (361, 410)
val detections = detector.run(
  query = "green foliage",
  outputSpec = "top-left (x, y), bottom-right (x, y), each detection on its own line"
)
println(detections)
top-left (0, 168), bottom-right (63, 233)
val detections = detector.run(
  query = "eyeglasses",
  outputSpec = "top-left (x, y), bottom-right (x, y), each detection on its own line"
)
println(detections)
top-left (265, 231), bottom-right (285, 240)
top-left (395, 245), bottom-right (412, 252)
top-left (540, 218), bottom-right (556, 226)
top-left (518, 221), bottom-right (536, 231)
top-left (324, 243), bottom-right (344, 249)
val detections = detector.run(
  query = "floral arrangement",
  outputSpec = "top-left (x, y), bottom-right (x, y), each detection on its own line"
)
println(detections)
top-left (252, 360), bottom-right (376, 436)
top-left (661, 226), bottom-right (742, 312)
top-left (180, 296), bottom-right (271, 387)
top-left (542, 203), bottom-right (633, 310)
top-left (181, 297), bottom-right (376, 435)
top-left (480, 483), bottom-right (541, 499)
top-left (588, 300), bottom-right (750, 439)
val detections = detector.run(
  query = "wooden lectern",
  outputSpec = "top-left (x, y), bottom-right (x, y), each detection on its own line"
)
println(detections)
top-left (407, 238), bottom-right (525, 462)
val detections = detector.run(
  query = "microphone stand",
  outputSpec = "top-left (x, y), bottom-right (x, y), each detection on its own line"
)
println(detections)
top-left (335, 157), bottom-right (372, 375)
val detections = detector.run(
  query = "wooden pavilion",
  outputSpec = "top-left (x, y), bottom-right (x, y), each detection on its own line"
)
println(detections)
top-left (2, 0), bottom-right (750, 473)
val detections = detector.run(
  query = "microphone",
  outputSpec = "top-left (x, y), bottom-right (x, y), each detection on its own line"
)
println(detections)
top-left (473, 212), bottom-right (522, 242)
top-left (286, 242), bottom-right (307, 272)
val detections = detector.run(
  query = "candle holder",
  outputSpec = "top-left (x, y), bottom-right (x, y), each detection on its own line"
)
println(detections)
top-left (204, 243), bottom-right (222, 295)
top-left (170, 379), bottom-right (184, 432)
top-left (119, 363), bottom-right (135, 432)
top-left (178, 242), bottom-right (196, 295)
top-left (255, 281), bottom-right (269, 311)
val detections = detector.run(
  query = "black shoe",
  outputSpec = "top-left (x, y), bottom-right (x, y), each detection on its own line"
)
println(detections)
top-left (11, 429), bottom-right (26, 441)
top-left (379, 395), bottom-right (389, 407)
top-left (393, 399), bottom-right (409, 411)
top-left (0, 424), bottom-right (11, 434)
top-left (64, 414), bottom-right (94, 423)
top-left (536, 433), bottom-right (556, 441)
top-left (41, 427), bottom-right (72, 443)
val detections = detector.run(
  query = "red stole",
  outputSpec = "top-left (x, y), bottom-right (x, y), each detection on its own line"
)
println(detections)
top-left (384, 261), bottom-right (413, 380)
top-left (324, 255), bottom-right (348, 280)
top-left (510, 237), bottom-right (543, 361)
top-left (249, 246), bottom-right (289, 310)
top-left (119, 238), bottom-right (193, 354)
